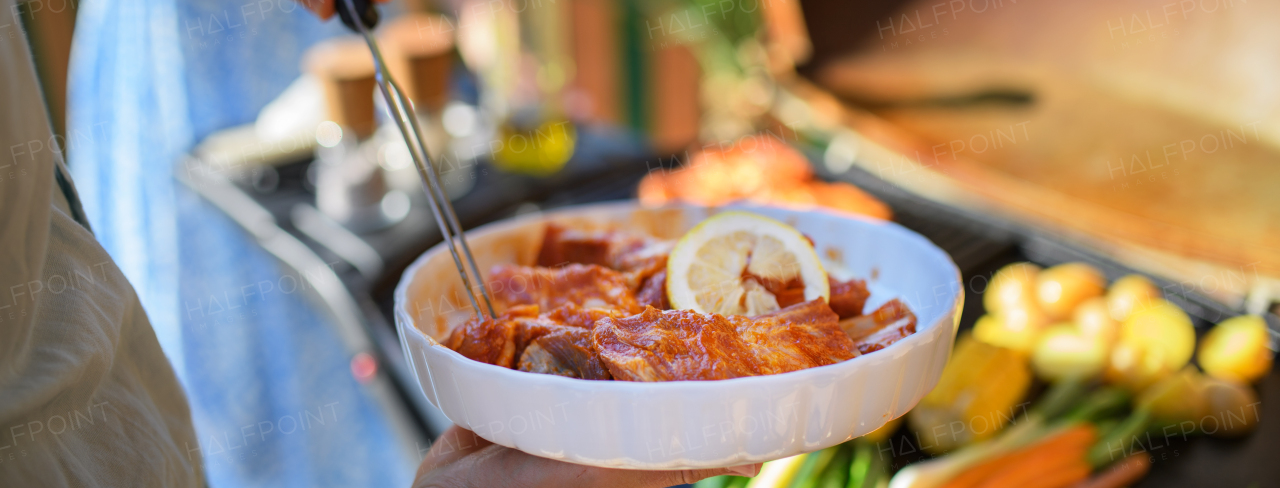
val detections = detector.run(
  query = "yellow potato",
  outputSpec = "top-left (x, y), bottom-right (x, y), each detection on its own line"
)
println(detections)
top-left (984, 263), bottom-right (1042, 316)
top-left (1105, 341), bottom-right (1175, 391)
top-left (1200, 376), bottom-right (1261, 437)
top-left (973, 313), bottom-right (1044, 354)
top-left (1198, 315), bottom-right (1274, 384)
top-left (1106, 274), bottom-right (1161, 322)
top-left (1120, 299), bottom-right (1196, 371)
top-left (1074, 297), bottom-right (1118, 345)
top-left (1032, 325), bottom-right (1109, 381)
top-left (1105, 299), bottom-right (1195, 391)
top-left (1036, 263), bottom-right (1106, 320)
top-left (1138, 367), bottom-right (1207, 425)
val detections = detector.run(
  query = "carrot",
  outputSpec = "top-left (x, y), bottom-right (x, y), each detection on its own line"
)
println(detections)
top-left (973, 426), bottom-right (1096, 488)
top-left (1069, 451), bottom-right (1152, 488)
top-left (937, 455), bottom-right (1007, 488)
top-left (941, 424), bottom-right (1096, 488)
top-left (972, 449), bottom-right (1088, 488)
top-left (1023, 459), bottom-right (1092, 488)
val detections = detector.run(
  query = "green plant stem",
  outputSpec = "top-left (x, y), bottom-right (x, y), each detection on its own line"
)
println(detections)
top-left (847, 441), bottom-right (873, 488)
top-left (793, 446), bottom-right (841, 488)
top-left (1060, 387), bottom-right (1130, 425)
top-left (817, 444), bottom-right (853, 488)
top-left (1087, 409), bottom-right (1152, 469)
top-left (864, 440), bottom-right (887, 488)
top-left (695, 475), bottom-right (730, 488)
top-left (1031, 377), bottom-right (1090, 420)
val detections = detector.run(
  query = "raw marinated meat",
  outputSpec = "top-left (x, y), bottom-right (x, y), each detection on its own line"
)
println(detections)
top-left (828, 277), bottom-right (870, 319)
top-left (518, 328), bottom-right (612, 380)
top-left (489, 264), bottom-right (640, 314)
top-left (444, 223), bottom-right (918, 381)
top-left (729, 299), bottom-right (859, 375)
top-left (635, 270), bottom-right (670, 310)
top-left (536, 223), bottom-right (672, 289)
top-left (444, 305), bottom-right (538, 369)
top-left (839, 299), bottom-right (917, 354)
top-left (593, 299), bottom-right (857, 381)
top-left (592, 307), bottom-right (761, 381)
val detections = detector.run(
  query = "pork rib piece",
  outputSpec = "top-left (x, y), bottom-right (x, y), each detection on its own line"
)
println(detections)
top-left (839, 299), bottom-right (918, 354)
top-left (828, 277), bottom-right (870, 319)
top-left (635, 269), bottom-right (670, 310)
top-left (536, 223), bottom-right (673, 290)
top-left (591, 307), bottom-right (760, 381)
top-left (593, 299), bottom-right (857, 381)
top-left (535, 223), bottom-right (613, 268)
top-left (728, 299), bottom-right (859, 375)
top-left (443, 305), bottom-right (539, 369)
top-left (444, 303), bottom-right (624, 369)
top-left (517, 328), bottom-right (612, 380)
top-left (489, 263), bottom-right (641, 314)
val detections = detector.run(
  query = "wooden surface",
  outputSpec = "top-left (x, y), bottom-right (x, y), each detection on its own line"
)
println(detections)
top-left (795, 0), bottom-right (1280, 309)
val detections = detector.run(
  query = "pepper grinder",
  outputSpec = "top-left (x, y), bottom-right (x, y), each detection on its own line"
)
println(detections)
top-left (376, 13), bottom-right (474, 200)
top-left (304, 36), bottom-right (408, 232)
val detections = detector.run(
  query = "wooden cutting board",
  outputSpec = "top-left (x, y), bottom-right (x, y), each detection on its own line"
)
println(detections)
top-left (797, 0), bottom-right (1280, 309)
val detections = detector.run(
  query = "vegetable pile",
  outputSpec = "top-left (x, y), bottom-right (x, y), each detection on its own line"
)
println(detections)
top-left (696, 262), bottom-right (1274, 488)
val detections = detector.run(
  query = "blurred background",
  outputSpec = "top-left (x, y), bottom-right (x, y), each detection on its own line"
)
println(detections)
top-left (11, 0), bottom-right (1279, 486)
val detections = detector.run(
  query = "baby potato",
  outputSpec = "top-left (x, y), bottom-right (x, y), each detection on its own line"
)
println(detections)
top-left (1201, 376), bottom-right (1261, 437)
top-left (1119, 299), bottom-right (1196, 372)
top-left (1138, 367), bottom-right (1207, 425)
top-left (1036, 263), bottom-right (1106, 320)
top-left (1198, 315), bottom-right (1274, 384)
top-left (1105, 341), bottom-right (1176, 391)
top-left (1105, 299), bottom-right (1196, 391)
top-left (1002, 298), bottom-right (1050, 331)
top-left (1116, 298), bottom-right (1192, 363)
top-left (1074, 297), bottom-right (1118, 345)
top-left (1106, 274), bottom-right (1161, 322)
top-left (973, 310), bottom-right (1047, 354)
top-left (984, 263), bottom-right (1042, 316)
top-left (1032, 325), bottom-right (1109, 382)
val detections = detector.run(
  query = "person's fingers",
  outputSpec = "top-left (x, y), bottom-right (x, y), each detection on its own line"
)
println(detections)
top-left (296, 0), bottom-right (335, 20)
top-left (419, 443), bottom-right (761, 488)
top-left (615, 463), bottom-right (762, 487)
top-left (415, 426), bottom-right (495, 481)
top-left (725, 463), bottom-right (764, 477)
top-left (412, 427), bottom-right (765, 488)
top-left (296, 0), bottom-right (392, 20)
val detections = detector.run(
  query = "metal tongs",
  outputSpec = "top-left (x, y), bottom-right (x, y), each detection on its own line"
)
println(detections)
top-left (337, 0), bottom-right (496, 320)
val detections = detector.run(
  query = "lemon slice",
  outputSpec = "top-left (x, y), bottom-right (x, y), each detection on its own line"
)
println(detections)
top-left (666, 211), bottom-right (829, 315)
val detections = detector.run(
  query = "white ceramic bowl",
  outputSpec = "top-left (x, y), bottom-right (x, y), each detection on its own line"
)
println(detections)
top-left (394, 202), bottom-right (962, 469)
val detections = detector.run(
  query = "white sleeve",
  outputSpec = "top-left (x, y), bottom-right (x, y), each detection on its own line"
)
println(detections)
top-left (0, 0), bottom-right (56, 363)
top-left (0, 4), bottom-right (202, 486)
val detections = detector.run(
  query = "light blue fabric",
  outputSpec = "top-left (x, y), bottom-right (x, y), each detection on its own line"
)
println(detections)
top-left (67, 0), bottom-right (190, 377)
top-left (66, 1), bottom-right (417, 487)
top-left (176, 189), bottom-right (415, 487)
top-left (176, 0), bottom-right (345, 140)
